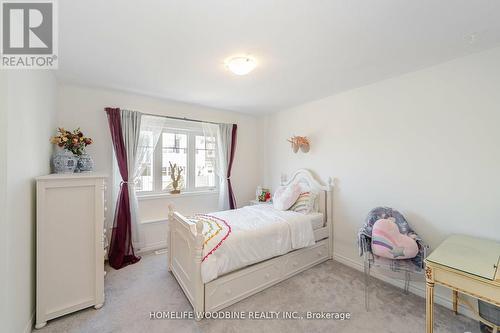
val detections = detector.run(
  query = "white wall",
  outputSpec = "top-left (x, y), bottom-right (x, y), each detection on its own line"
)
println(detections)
top-left (56, 84), bottom-right (259, 251)
top-left (0, 71), bottom-right (8, 333)
top-left (1, 71), bottom-right (57, 333)
top-left (258, 47), bottom-right (500, 308)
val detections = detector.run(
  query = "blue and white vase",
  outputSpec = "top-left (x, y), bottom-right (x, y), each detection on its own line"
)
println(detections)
top-left (52, 149), bottom-right (77, 173)
top-left (77, 153), bottom-right (94, 172)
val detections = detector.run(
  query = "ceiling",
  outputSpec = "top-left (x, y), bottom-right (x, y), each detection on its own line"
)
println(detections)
top-left (58, 0), bottom-right (500, 114)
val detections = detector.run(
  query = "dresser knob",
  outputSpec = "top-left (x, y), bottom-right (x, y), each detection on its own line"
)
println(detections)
top-left (265, 273), bottom-right (270, 279)
top-left (293, 261), bottom-right (298, 267)
top-left (225, 289), bottom-right (232, 295)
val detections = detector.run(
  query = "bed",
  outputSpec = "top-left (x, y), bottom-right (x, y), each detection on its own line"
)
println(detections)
top-left (167, 169), bottom-right (333, 318)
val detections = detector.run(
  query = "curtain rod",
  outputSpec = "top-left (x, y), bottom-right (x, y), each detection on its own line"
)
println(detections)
top-left (140, 111), bottom-right (222, 125)
top-left (107, 107), bottom-right (229, 125)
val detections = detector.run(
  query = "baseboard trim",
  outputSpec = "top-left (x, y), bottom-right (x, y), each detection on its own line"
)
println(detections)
top-left (332, 253), bottom-right (476, 319)
top-left (23, 311), bottom-right (34, 333)
top-left (141, 218), bottom-right (168, 225)
top-left (137, 241), bottom-right (167, 254)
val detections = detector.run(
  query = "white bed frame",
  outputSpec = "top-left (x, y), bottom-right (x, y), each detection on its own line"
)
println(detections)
top-left (167, 169), bottom-right (333, 318)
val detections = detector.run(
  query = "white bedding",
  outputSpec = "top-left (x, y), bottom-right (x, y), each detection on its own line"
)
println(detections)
top-left (309, 212), bottom-right (324, 229)
top-left (200, 205), bottom-right (316, 283)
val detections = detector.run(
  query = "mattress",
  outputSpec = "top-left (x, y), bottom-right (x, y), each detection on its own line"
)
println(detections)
top-left (309, 212), bottom-right (325, 229)
top-left (199, 205), bottom-right (316, 283)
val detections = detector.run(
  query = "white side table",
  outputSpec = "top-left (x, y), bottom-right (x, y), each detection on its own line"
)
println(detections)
top-left (248, 200), bottom-right (272, 206)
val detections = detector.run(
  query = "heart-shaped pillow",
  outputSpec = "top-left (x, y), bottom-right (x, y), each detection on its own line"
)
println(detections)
top-left (371, 218), bottom-right (418, 259)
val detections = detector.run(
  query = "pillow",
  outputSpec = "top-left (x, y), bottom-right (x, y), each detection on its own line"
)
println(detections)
top-left (289, 191), bottom-right (317, 214)
top-left (272, 184), bottom-right (301, 211)
top-left (371, 218), bottom-right (418, 260)
top-left (295, 182), bottom-right (319, 213)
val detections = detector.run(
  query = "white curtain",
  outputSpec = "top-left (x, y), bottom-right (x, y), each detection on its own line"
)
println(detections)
top-left (139, 114), bottom-right (172, 155)
top-left (114, 113), bottom-right (235, 249)
top-left (119, 110), bottom-right (142, 248)
top-left (118, 112), bottom-right (173, 249)
top-left (203, 123), bottom-right (234, 210)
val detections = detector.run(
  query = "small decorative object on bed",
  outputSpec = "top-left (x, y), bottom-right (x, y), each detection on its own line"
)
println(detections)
top-left (358, 207), bottom-right (429, 310)
top-left (50, 127), bottom-right (93, 173)
top-left (168, 161), bottom-right (184, 194)
top-left (287, 135), bottom-right (310, 153)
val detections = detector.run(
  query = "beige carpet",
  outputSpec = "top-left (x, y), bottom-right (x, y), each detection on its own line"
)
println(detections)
top-left (35, 253), bottom-right (479, 333)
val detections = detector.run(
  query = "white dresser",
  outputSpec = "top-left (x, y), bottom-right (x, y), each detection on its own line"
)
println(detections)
top-left (35, 173), bottom-right (107, 329)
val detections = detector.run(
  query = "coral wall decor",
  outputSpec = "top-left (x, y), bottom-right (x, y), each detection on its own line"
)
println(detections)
top-left (287, 136), bottom-right (310, 153)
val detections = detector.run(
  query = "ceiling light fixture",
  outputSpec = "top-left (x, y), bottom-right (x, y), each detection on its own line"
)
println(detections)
top-left (225, 56), bottom-right (257, 75)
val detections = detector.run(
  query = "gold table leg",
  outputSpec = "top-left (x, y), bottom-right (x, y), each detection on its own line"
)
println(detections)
top-left (426, 281), bottom-right (434, 333)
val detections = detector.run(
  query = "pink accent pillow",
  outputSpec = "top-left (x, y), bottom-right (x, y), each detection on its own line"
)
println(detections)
top-left (273, 184), bottom-right (301, 211)
top-left (371, 218), bottom-right (418, 260)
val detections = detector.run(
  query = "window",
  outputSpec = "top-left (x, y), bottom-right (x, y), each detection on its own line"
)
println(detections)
top-left (161, 132), bottom-right (187, 191)
top-left (136, 131), bottom-right (154, 192)
top-left (195, 135), bottom-right (216, 188)
top-left (136, 126), bottom-right (217, 196)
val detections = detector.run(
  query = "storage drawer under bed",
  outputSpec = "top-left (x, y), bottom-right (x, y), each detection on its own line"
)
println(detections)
top-left (205, 239), bottom-right (329, 312)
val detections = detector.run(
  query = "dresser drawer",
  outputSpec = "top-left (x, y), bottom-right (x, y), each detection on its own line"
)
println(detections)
top-left (433, 267), bottom-right (500, 305)
top-left (205, 258), bottom-right (282, 311)
top-left (284, 240), bottom-right (328, 277)
top-left (204, 240), bottom-right (329, 312)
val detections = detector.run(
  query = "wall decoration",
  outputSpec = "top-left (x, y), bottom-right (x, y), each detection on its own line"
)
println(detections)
top-left (287, 135), bottom-right (310, 153)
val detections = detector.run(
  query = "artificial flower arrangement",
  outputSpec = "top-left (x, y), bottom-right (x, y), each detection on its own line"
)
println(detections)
top-left (50, 127), bottom-right (93, 156)
top-left (258, 188), bottom-right (271, 202)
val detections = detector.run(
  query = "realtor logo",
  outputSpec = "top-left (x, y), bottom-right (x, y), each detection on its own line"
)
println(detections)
top-left (1, 0), bottom-right (58, 69)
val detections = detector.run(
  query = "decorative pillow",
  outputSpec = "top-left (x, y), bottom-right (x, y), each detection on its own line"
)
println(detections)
top-left (289, 191), bottom-right (317, 214)
top-left (272, 184), bottom-right (301, 211)
top-left (371, 218), bottom-right (418, 260)
top-left (290, 182), bottom-right (320, 213)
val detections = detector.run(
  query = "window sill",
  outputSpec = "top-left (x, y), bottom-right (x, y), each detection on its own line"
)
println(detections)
top-left (137, 190), bottom-right (218, 201)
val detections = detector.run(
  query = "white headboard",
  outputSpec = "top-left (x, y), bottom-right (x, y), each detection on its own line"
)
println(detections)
top-left (281, 169), bottom-right (333, 223)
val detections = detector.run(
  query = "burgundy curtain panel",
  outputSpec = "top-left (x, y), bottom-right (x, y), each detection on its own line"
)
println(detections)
top-left (227, 124), bottom-right (238, 209)
top-left (105, 107), bottom-right (141, 269)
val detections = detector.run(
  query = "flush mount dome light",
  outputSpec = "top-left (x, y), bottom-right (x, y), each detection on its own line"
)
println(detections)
top-left (225, 56), bottom-right (257, 75)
